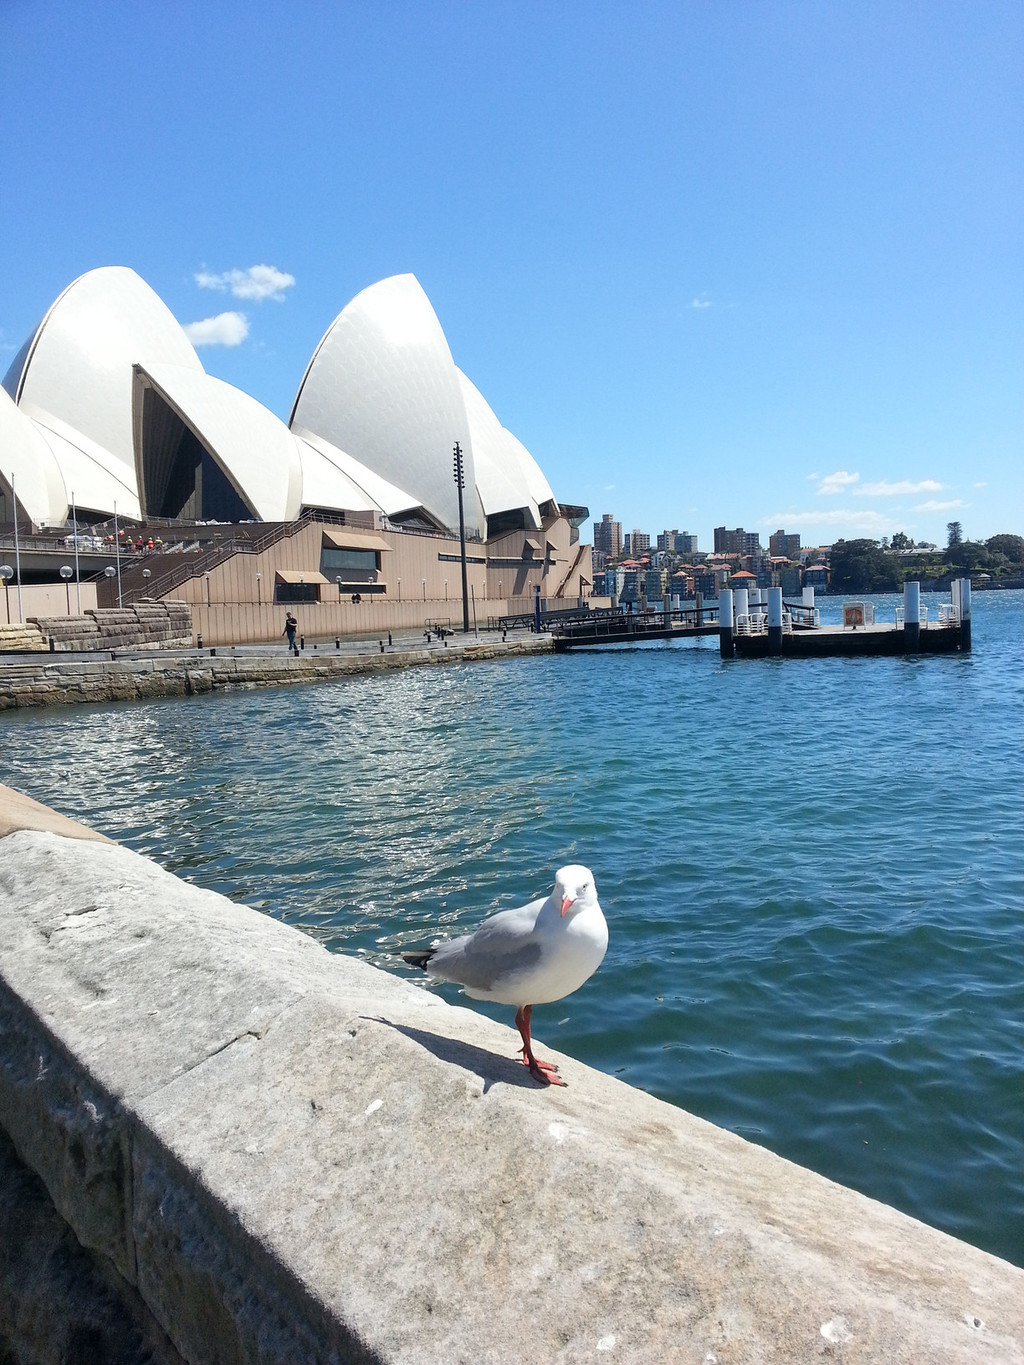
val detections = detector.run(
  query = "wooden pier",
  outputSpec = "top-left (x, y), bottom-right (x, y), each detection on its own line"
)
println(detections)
top-left (548, 604), bottom-right (719, 651)
top-left (545, 581), bottom-right (973, 660)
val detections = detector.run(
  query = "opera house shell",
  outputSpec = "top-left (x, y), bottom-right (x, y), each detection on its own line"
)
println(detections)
top-left (1, 266), bottom-right (568, 546)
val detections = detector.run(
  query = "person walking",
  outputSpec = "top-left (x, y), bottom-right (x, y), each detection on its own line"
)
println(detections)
top-left (283, 611), bottom-right (298, 654)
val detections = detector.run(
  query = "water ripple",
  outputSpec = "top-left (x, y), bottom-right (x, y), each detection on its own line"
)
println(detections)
top-left (2, 590), bottom-right (1022, 1264)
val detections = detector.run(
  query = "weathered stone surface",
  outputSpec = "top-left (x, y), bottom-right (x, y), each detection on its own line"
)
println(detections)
top-left (0, 817), bottom-right (1021, 1364)
top-left (0, 1127), bottom-right (183, 1365)
top-left (0, 636), bottom-right (553, 709)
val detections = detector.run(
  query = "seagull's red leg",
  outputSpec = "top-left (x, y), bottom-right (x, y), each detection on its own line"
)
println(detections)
top-left (514, 1005), bottom-right (565, 1085)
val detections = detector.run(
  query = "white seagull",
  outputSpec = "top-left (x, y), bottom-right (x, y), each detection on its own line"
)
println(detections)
top-left (402, 865), bottom-right (608, 1086)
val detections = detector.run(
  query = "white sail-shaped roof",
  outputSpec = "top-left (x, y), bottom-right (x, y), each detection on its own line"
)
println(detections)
top-left (30, 410), bottom-right (141, 519)
top-left (457, 369), bottom-right (541, 529)
top-left (138, 364), bottom-right (303, 521)
top-left (0, 387), bottom-right (68, 525)
top-left (290, 274), bottom-right (479, 536)
top-left (293, 428), bottom-right (423, 520)
top-left (4, 267), bottom-right (203, 478)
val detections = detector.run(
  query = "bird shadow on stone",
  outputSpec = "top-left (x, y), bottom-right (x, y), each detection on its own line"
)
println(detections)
top-left (364, 1017), bottom-right (554, 1094)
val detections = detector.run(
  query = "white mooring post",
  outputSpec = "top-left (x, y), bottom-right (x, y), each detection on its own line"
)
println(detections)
top-left (719, 588), bottom-right (734, 658)
top-left (733, 587), bottom-right (749, 625)
top-left (767, 586), bottom-right (784, 654)
top-left (802, 584), bottom-right (815, 609)
top-left (959, 577), bottom-right (972, 651)
top-left (904, 580), bottom-right (921, 653)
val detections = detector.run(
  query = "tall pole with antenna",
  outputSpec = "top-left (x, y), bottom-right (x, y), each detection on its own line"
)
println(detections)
top-left (453, 441), bottom-right (470, 634)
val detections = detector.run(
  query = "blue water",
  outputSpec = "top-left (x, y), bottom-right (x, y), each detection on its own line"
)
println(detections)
top-left (3, 590), bottom-right (1022, 1266)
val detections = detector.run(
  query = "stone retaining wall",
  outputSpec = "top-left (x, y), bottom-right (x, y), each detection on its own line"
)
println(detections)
top-left (0, 635), bottom-right (553, 710)
top-left (0, 787), bottom-right (1022, 1364)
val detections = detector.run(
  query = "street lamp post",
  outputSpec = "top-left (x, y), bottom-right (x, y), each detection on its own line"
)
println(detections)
top-left (0, 566), bottom-right (12, 625)
top-left (10, 472), bottom-right (23, 623)
top-left (70, 491), bottom-right (82, 614)
top-left (452, 442), bottom-right (470, 634)
top-left (113, 502), bottom-right (122, 608)
top-left (397, 578), bottom-right (401, 601)
top-left (421, 578), bottom-right (426, 601)
top-left (256, 572), bottom-right (262, 606)
top-left (59, 565), bottom-right (73, 614)
top-left (444, 578), bottom-right (448, 602)
top-left (142, 567), bottom-right (151, 597)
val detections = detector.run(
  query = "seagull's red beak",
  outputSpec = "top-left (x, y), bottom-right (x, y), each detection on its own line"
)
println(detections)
top-left (560, 895), bottom-right (575, 918)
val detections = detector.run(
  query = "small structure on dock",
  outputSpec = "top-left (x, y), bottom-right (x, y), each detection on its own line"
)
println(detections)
top-left (719, 581), bottom-right (972, 660)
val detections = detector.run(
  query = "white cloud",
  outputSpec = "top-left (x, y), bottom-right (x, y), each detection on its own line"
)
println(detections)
top-left (195, 264), bottom-right (295, 302)
top-left (973, 481), bottom-right (987, 488)
top-left (691, 293), bottom-right (712, 309)
top-left (816, 470), bottom-right (860, 496)
top-left (913, 498), bottom-right (966, 513)
top-left (855, 478), bottom-right (943, 498)
top-left (763, 507), bottom-right (891, 534)
top-left (183, 311), bottom-right (249, 347)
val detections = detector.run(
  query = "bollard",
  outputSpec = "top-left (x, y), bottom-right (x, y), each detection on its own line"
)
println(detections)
top-left (210, 648), bottom-right (216, 657)
top-left (335, 638), bottom-right (340, 650)
top-left (379, 640), bottom-right (384, 653)
top-left (49, 636), bottom-right (55, 653)
top-left (718, 588), bottom-right (734, 659)
top-left (388, 632), bottom-right (392, 646)
top-left (959, 577), bottom-right (972, 652)
top-left (196, 634), bottom-right (203, 649)
top-left (903, 581), bottom-right (921, 653)
top-left (767, 587), bottom-right (784, 655)
top-left (300, 635), bottom-right (305, 650)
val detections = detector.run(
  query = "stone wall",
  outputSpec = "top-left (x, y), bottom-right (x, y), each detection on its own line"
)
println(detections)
top-left (0, 635), bottom-right (553, 710)
top-left (0, 787), bottom-right (1022, 1364)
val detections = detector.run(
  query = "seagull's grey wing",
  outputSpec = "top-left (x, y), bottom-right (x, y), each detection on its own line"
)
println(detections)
top-left (426, 900), bottom-right (546, 993)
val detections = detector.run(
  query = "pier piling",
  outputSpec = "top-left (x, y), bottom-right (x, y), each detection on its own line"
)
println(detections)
top-left (767, 587), bottom-right (784, 655)
top-left (903, 581), bottom-right (921, 653)
top-left (719, 588), bottom-right (734, 659)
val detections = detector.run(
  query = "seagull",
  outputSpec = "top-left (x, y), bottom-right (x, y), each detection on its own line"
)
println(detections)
top-left (402, 865), bottom-right (607, 1086)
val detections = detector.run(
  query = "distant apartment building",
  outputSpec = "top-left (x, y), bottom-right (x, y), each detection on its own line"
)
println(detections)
top-left (769, 529), bottom-right (801, 559)
top-left (644, 568), bottom-right (666, 601)
top-left (657, 529), bottom-right (699, 553)
top-left (692, 571), bottom-right (718, 599)
top-left (779, 565), bottom-right (802, 596)
top-left (631, 529), bottom-right (651, 555)
top-left (713, 526), bottom-right (761, 556)
top-left (594, 513), bottom-right (623, 558)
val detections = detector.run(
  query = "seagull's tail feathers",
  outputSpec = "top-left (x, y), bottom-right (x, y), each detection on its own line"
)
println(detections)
top-left (401, 949), bottom-right (437, 972)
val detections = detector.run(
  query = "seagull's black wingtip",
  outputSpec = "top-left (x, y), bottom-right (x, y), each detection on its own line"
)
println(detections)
top-left (401, 950), bottom-right (436, 971)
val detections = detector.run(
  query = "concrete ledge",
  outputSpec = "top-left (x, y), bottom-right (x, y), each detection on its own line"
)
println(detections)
top-left (0, 822), bottom-right (1022, 1363)
top-left (0, 635), bottom-right (553, 710)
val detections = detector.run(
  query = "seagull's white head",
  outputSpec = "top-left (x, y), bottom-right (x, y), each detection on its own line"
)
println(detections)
top-left (554, 864), bottom-right (598, 918)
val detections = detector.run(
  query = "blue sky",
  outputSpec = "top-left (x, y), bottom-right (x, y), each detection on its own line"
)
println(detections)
top-left (2, 1), bottom-right (1020, 549)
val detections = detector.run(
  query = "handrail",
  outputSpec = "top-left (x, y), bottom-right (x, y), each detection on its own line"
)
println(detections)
top-left (111, 510), bottom-right (375, 605)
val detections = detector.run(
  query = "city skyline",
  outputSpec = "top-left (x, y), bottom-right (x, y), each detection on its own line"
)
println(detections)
top-left (2, 3), bottom-right (1019, 548)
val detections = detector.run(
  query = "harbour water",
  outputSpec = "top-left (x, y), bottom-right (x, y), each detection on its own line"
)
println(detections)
top-left (2, 589), bottom-right (1021, 1266)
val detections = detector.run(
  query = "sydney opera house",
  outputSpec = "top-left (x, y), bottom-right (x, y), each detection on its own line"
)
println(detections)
top-left (1, 268), bottom-right (591, 641)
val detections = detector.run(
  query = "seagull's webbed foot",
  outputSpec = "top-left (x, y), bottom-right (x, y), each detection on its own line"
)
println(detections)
top-left (526, 1056), bottom-right (567, 1086)
top-left (519, 1048), bottom-right (560, 1074)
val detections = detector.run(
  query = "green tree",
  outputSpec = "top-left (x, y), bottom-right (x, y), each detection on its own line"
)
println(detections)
top-left (985, 534), bottom-right (1024, 567)
top-left (946, 520), bottom-right (963, 549)
top-left (890, 530), bottom-right (910, 552)
top-left (829, 539), bottom-right (900, 593)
